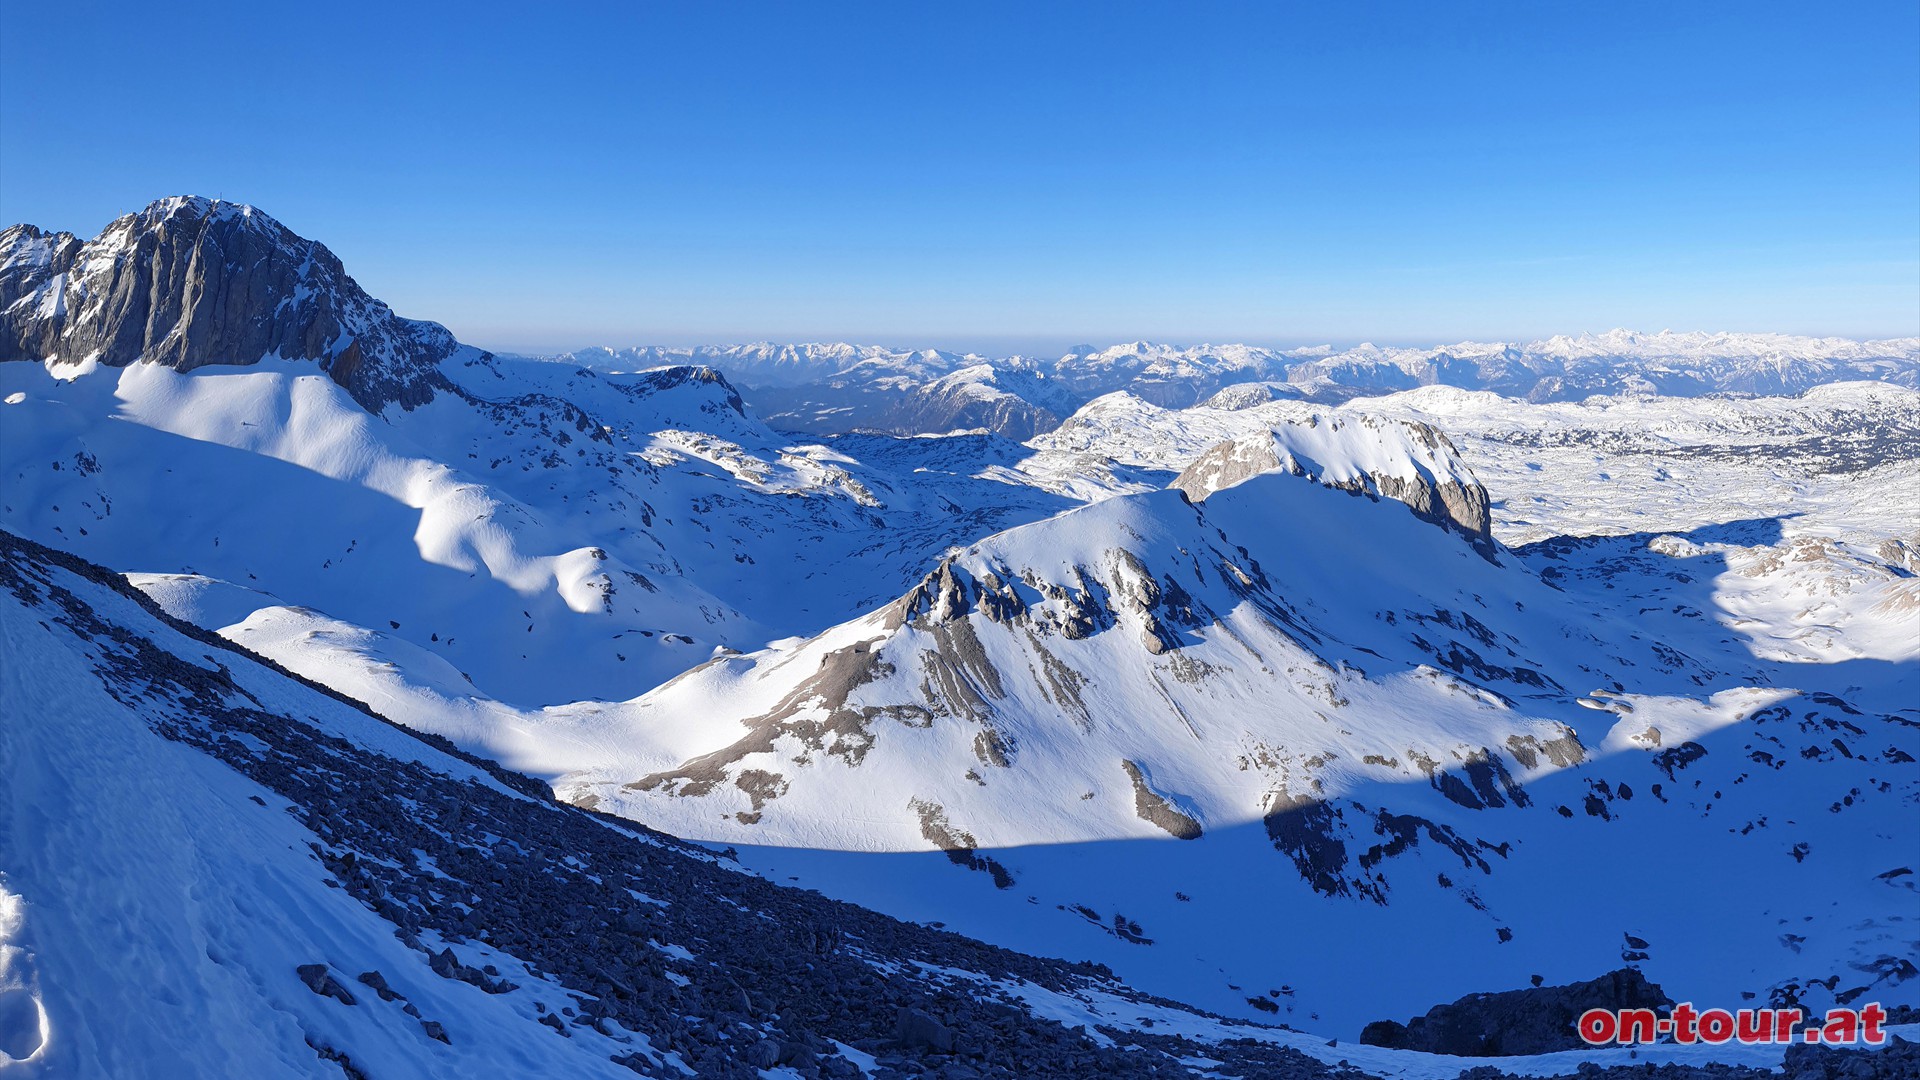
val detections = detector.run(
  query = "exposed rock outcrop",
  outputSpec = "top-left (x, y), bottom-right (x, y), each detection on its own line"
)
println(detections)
top-left (1171, 414), bottom-right (1494, 546)
top-left (1, 196), bottom-right (465, 412)
top-left (1120, 760), bottom-right (1203, 839)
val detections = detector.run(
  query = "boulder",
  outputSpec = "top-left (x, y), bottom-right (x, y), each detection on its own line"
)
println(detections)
top-left (295, 963), bottom-right (357, 1006)
top-left (895, 1007), bottom-right (956, 1052)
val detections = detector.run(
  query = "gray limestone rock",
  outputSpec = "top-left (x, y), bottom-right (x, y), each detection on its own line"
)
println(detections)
top-left (1170, 415), bottom-right (1494, 546)
top-left (1120, 759), bottom-right (1203, 839)
top-left (1, 197), bottom-right (464, 413)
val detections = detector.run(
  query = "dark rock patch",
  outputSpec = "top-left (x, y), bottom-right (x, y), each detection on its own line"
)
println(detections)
top-left (1359, 968), bottom-right (1672, 1057)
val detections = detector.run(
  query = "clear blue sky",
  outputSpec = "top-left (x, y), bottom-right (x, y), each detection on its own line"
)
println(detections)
top-left (3, 1), bottom-right (1916, 354)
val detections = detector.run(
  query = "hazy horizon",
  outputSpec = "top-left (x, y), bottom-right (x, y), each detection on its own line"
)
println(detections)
top-left (465, 325), bottom-right (1920, 360)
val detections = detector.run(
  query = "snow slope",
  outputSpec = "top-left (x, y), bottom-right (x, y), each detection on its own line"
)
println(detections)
top-left (0, 558), bottom-right (662, 1077)
top-left (11, 527), bottom-right (1915, 1077)
top-left (0, 347), bottom-right (1071, 707)
top-left (560, 420), bottom-right (1919, 1035)
top-left (4, 196), bottom-right (1916, 1069)
top-left (8, 529), bottom-right (1437, 1079)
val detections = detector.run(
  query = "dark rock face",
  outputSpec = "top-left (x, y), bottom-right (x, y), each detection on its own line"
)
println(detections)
top-left (0, 196), bottom-right (463, 412)
top-left (1448, 1036), bottom-right (1920, 1080)
top-left (1359, 968), bottom-right (1673, 1057)
top-left (1778, 1038), bottom-right (1920, 1080)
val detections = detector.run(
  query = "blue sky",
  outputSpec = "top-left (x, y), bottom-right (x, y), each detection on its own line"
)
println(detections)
top-left (3, 1), bottom-right (1916, 354)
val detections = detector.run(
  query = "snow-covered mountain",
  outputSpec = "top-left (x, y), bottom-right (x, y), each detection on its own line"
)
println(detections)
top-left (566, 347), bottom-right (1076, 440)
top-left (537, 332), bottom-right (1920, 438)
top-left (0, 201), bottom-right (1078, 705)
top-left (13, 528), bottom-right (1904, 1078)
top-left (556, 343), bottom-right (973, 389)
top-left (4, 527), bottom-right (1425, 1079)
top-left (559, 410), bottom-right (1918, 1033)
top-left (0, 196), bottom-right (469, 412)
top-left (3, 197), bottom-right (1915, 1076)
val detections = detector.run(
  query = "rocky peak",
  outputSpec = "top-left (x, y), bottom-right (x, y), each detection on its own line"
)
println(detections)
top-left (0, 223), bottom-right (82, 275)
top-left (618, 363), bottom-right (751, 417)
top-left (1171, 414), bottom-right (1494, 545)
top-left (0, 196), bottom-right (467, 412)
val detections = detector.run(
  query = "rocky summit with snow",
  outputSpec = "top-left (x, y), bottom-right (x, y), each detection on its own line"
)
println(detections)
top-left (1, 198), bottom-right (1915, 1078)
top-left (0, 197), bottom-right (469, 412)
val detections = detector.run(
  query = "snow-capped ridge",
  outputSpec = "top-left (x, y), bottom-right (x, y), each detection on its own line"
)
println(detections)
top-left (1171, 414), bottom-right (1494, 545)
top-left (1201, 381), bottom-right (1307, 410)
top-left (615, 362), bottom-right (751, 415)
top-left (548, 330), bottom-right (1920, 438)
top-left (1, 196), bottom-right (472, 413)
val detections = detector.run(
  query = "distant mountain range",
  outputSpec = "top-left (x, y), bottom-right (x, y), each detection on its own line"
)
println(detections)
top-left (8, 194), bottom-right (1913, 442)
top-left (530, 331), bottom-right (1920, 438)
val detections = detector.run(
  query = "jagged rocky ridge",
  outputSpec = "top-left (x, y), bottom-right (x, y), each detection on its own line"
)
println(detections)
top-left (1360, 969), bottom-right (1673, 1057)
top-left (0, 197), bottom-right (466, 411)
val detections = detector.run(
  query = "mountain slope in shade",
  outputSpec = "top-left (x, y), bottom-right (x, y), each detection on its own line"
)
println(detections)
top-left (1, 197), bottom-right (469, 412)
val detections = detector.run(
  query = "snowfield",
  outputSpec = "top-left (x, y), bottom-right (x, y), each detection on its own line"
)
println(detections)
top-left (1, 197), bottom-right (1915, 1077)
